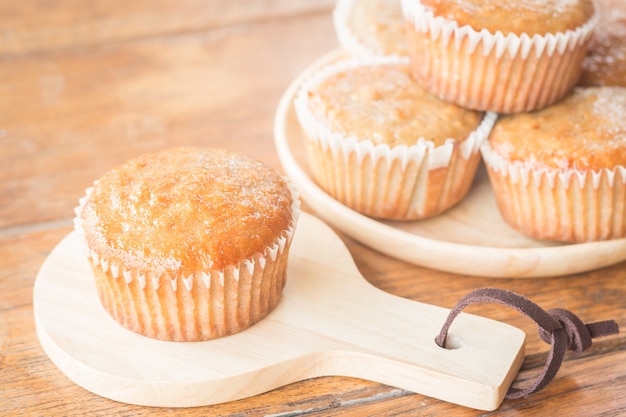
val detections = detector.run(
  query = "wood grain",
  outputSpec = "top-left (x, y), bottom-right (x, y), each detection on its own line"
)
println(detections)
top-left (1, 1), bottom-right (625, 416)
top-left (0, 5), bottom-right (338, 230)
top-left (0, 0), bottom-right (335, 56)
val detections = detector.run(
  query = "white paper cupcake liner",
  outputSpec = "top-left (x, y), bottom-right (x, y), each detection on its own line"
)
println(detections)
top-left (333, 0), bottom-right (407, 58)
top-left (401, 0), bottom-right (599, 113)
top-left (481, 140), bottom-right (626, 242)
top-left (294, 56), bottom-right (496, 220)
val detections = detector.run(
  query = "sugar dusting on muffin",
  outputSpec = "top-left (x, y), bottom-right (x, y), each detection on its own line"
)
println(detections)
top-left (334, 0), bottom-right (407, 57)
top-left (580, 0), bottom-right (626, 86)
top-left (74, 147), bottom-right (300, 341)
top-left (488, 87), bottom-right (626, 171)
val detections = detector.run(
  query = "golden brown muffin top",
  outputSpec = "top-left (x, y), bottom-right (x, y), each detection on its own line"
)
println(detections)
top-left (579, 0), bottom-right (626, 87)
top-left (307, 62), bottom-right (483, 146)
top-left (488, 87), bottom-right (626, 170)
top-left (345, 0), bottom-right (406, 56)
top-left (80, 147), bottom-right (294, 276)
top-left (419, 0), bottom-right (595, 35)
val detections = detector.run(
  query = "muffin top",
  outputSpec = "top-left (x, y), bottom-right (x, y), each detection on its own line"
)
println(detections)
top-left (488, 87), bottom-right (626, 171)
top-left (306, 62), bottom-right (483, 146)
top-left (419, 0), bottom-right (595, 35)
top-left (341, 0), bottom-right (406, 56)
top-left (79, 147), bottom-right (295, 276)
top-left (579, 0), bottom-right (626, 87)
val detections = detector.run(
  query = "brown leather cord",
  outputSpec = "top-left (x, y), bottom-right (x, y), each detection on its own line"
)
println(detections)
top-left (435, 288), bottom-right (620, 400)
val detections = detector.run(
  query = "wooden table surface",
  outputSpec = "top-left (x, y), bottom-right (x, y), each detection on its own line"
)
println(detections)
top-left (1, 1), bottom-right (624, 416)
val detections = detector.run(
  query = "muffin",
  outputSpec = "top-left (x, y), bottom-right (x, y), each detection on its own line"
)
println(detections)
top-left (481, 86), bottom-right (626, 243)
top-left (333, 0), bottom-right (407, 57)
top-left (73, 147), bottom-right (300, 342)
top-left (579, 0), bottom-right (626, 87)
top-left (401, 0), bottom-right (598, 113)
top-left (294, 56), bottom-right (495, 220)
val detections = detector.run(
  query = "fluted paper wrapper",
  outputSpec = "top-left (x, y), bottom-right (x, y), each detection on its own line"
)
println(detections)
top-left (295, 56), bottom-right (496, 220)
top-left (481, 140), bottom-right (626, 242)
top-left (401, 0), bottom-right (598, 113)
top-left (73, 183), bottom-right (300, 342)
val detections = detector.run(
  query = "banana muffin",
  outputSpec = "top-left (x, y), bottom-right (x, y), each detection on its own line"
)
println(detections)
top-left (579, 0), bottom-right (626, 87)
top-left (333, 0), bottom-right (407, 57)
top-left (402, 0), bottom-right (597, 113)
top-left (74, 147), bottom-right (300, 341)
top-left (482, 87), bottom-right (626, 242)
top-left (295, 56), bottom-right (495, 220)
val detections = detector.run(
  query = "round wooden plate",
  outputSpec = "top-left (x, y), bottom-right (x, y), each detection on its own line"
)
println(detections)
top-left (273, 50), bottom-right (626, 278)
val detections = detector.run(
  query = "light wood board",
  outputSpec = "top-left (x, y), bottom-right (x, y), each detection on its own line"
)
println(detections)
top-left (274, 50), bottom-right (626, 278)
top-left (33, 212), bottom-right (525, 411)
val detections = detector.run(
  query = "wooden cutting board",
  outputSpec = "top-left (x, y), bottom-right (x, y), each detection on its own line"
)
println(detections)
top-left (33, 212), bottom-right (525, 411)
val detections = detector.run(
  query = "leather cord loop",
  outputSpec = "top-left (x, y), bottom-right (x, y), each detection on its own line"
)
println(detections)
top-left (436, 288), bottom-right (619, 400)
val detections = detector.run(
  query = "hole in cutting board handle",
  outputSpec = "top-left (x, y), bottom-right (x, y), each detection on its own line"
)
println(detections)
top-left (436, 333), bottom-right (462, 350)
